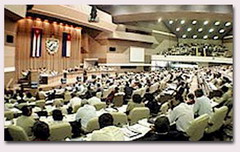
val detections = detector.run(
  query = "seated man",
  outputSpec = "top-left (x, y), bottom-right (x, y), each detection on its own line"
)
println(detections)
top-left (32, 121), bottom-right (50, 141)
top-left (126, 94), bottom-right (144, 115)
top-left (137, 116), bottom-right (188, 141)
top-left (75, 103), bottom-right (97, 129)
top-left (193, 89), bottom-right (212, 117)
top-left (90, 113), bottom-right (125, 141)
top-left (168, 95), bottom-right (194, 133)
top-left (16, 106), bottom-right (36, 137)
top-left (87, 92), bottom-right (101, 105)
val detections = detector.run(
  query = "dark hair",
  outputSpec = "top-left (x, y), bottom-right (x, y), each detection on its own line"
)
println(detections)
top-left (221, 86), bottom-right (229, 93)
top-left (21, 106), bottom-right (32, 116)
top-left (52, 109), bottom-right (63, 121)
top-left (187, 93), bottom-right (195, 100)
top-left (194, 89), bottom-right (204, 98)
top-left (132, 94), bottom-right (142, 104)
top-left (98, 113), bottom-right (113, 129)
top-left (154, 116), bottom-right (170, 133)
top-left (92, 91), bottom-right (97, 96)
top-left (32, 121), bottom-right (50, 141)
top-left (26, 92), bottom-right (32, 98)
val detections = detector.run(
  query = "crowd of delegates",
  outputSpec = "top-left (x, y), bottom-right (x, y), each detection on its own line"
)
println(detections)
top-left (4, 65), bottom-right (233, 141)
top-left (162, 43), bottom-right (231, 57)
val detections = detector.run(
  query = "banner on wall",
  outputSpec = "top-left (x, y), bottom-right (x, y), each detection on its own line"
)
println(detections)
top-left (62, 33), bottom-right (71, 57)
top-left (30, 28), bottom-right (42, 57)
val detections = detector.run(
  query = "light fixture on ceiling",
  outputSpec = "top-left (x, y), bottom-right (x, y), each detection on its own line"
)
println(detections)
top-left (203, 35), bottom-right (208, 39)
top-left (225, 22), bottom-right (231, 27)
top-left (158, 18), bottom-right (162, 22)
top-left (182, 34), bottom-right (187, 38)
top-left (192, 20), bottom-right (197, 25)
top-left (176, 27), bottom-right (180, 31)
top-left (198, 28), bottom-right (203, 32)
top-left (213, 35), bottom-right (219, 40)
top-left (169, 20), bottom-right (174, 24)
top-left (180, 20), bottom-right (185, 24)
top-left (209, 28), bottom-right (214, 33)
top-left (204, 20), bottom-right (209, 25)
top-left (187, 27), bottom-right (192, 32)
top-left (214, 21), bottom-right (220, 26)
top-left (219, 29), bottom-right (225, 33)
top-left (193, 35), bottom-right (197, 39)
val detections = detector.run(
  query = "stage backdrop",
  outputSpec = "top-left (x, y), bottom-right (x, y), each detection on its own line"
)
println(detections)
top-left (16, 18), bottom-right (82, 79)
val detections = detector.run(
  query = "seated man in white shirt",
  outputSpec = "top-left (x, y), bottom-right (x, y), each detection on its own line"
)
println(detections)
top-left (68, 94), bottom-right (82, 112)
top-left (168, 95), bottom-right (194, 133)
top-left (90, 113), bottom-right (125, 141)
top-left (75, 103), bottom-right (97, 129)
top-left (87, 92), bottom-right (101, 105)
top-left (193, 89), bottom-right (213, 117)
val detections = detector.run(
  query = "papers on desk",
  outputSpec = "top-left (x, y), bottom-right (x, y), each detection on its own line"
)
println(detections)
top-left (138, 119), bottom-right (152, 128)
top-left (121, 124), bottom-right (151, 141)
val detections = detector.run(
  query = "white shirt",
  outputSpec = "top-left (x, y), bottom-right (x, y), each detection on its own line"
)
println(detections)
top-left (169, 103), bottom-right (194, 132)
top-left (194, 96), bottom-right (213, 116)
top-left (75, 104), bottom-right (97, 128)
top-left (87, 96), bottom-right (101, 105)
top-left (90, 126), bottom-right (125, 141)
top-left (68, 97), bottom-right (82, 108)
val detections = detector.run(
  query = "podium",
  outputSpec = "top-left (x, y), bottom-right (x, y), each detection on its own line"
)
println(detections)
top-left (29, 70), bottom-right (39, 88)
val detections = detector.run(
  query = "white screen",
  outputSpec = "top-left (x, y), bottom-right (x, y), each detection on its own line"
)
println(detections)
top-left (130, 47), bottom-right (145, 62)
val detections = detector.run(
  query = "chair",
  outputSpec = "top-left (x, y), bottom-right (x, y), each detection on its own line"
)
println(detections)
top-left (102, 89), bottom-right (111, 99)
top-left (72, 104), bottom-right (82, 113)
top-left (113, 94), bottom-right (124, 107)
top-left (128, 107), bottom-right (150, 125)
top-left (86, 117), bottom-right (100, 132)
top-left (64, 92), bottom-right (72, 103)
top-left (8, 125), bottom-right (29, 141)
top-left (35, 100), bottom-right (46, 109)
top-left (159, 102), bottom-right (169, 115)
top-left (186, 114), bottom-right (210, 141)
top-left (96, 92), bottom-right (102, 99)
top-left (111, 112), bottom-right (128, 127)
top-left (16, 103), bottom-right (28, 110)
top-left (49, 122), bottom-right (72, 141)
top-left (205, 106), bottom-right (228, 134)
top-left (4, 111), bottom-right (14, 120)
top-left (93, 102), bottom-right (107, 111)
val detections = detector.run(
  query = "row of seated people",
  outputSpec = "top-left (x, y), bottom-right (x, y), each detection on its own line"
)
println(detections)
top-left (5, 67), bottom-right (232, 141)
top-left (162, 43), bottom-right (231, 57)
top-left (4, 86), bottom-right (232, 141)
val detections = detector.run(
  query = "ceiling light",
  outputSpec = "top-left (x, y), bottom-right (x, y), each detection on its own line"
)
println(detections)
top-left (225, 22), bottom-right (231, 27)
top-left (213, 36), bottom-right (219, 40)
top-left (180, 20), bottom-right (185, 24)
top-left (176, 27), bottom-right (180, 31)
top-left (203, 35), bottom-right (208, 39)
top-left (204, 21), bottom-right (209, 25)
top-left (214, 21), bottom-right (220, 26)
top-left (169, 20), bottom-right (174, 24)
top-left (182, 34), bottom-right (187, 38)
top-left (219, 29), bottom-right (225, 33)
top-left (158, 18), bottom-right (162, 22)
top-left (198, 28), bottom-right (203, 32)
top-left (192, 20), bottom-right (197, 25)
top-left (209, 28), bottom-right (214, 33)
top-left (193, 35), bottom-right (197, 39)
top-left (187, 27), bottom-right (192, 32)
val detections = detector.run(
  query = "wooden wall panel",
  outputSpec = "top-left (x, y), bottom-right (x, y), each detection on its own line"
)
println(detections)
top-left (16, 18), bottom-right (82, 79)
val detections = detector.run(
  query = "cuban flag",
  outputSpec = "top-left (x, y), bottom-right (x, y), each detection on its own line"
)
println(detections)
top-left (30, 28), bottom-right (42, 57)
top-left (62, 33), bottom-right (71, 57)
